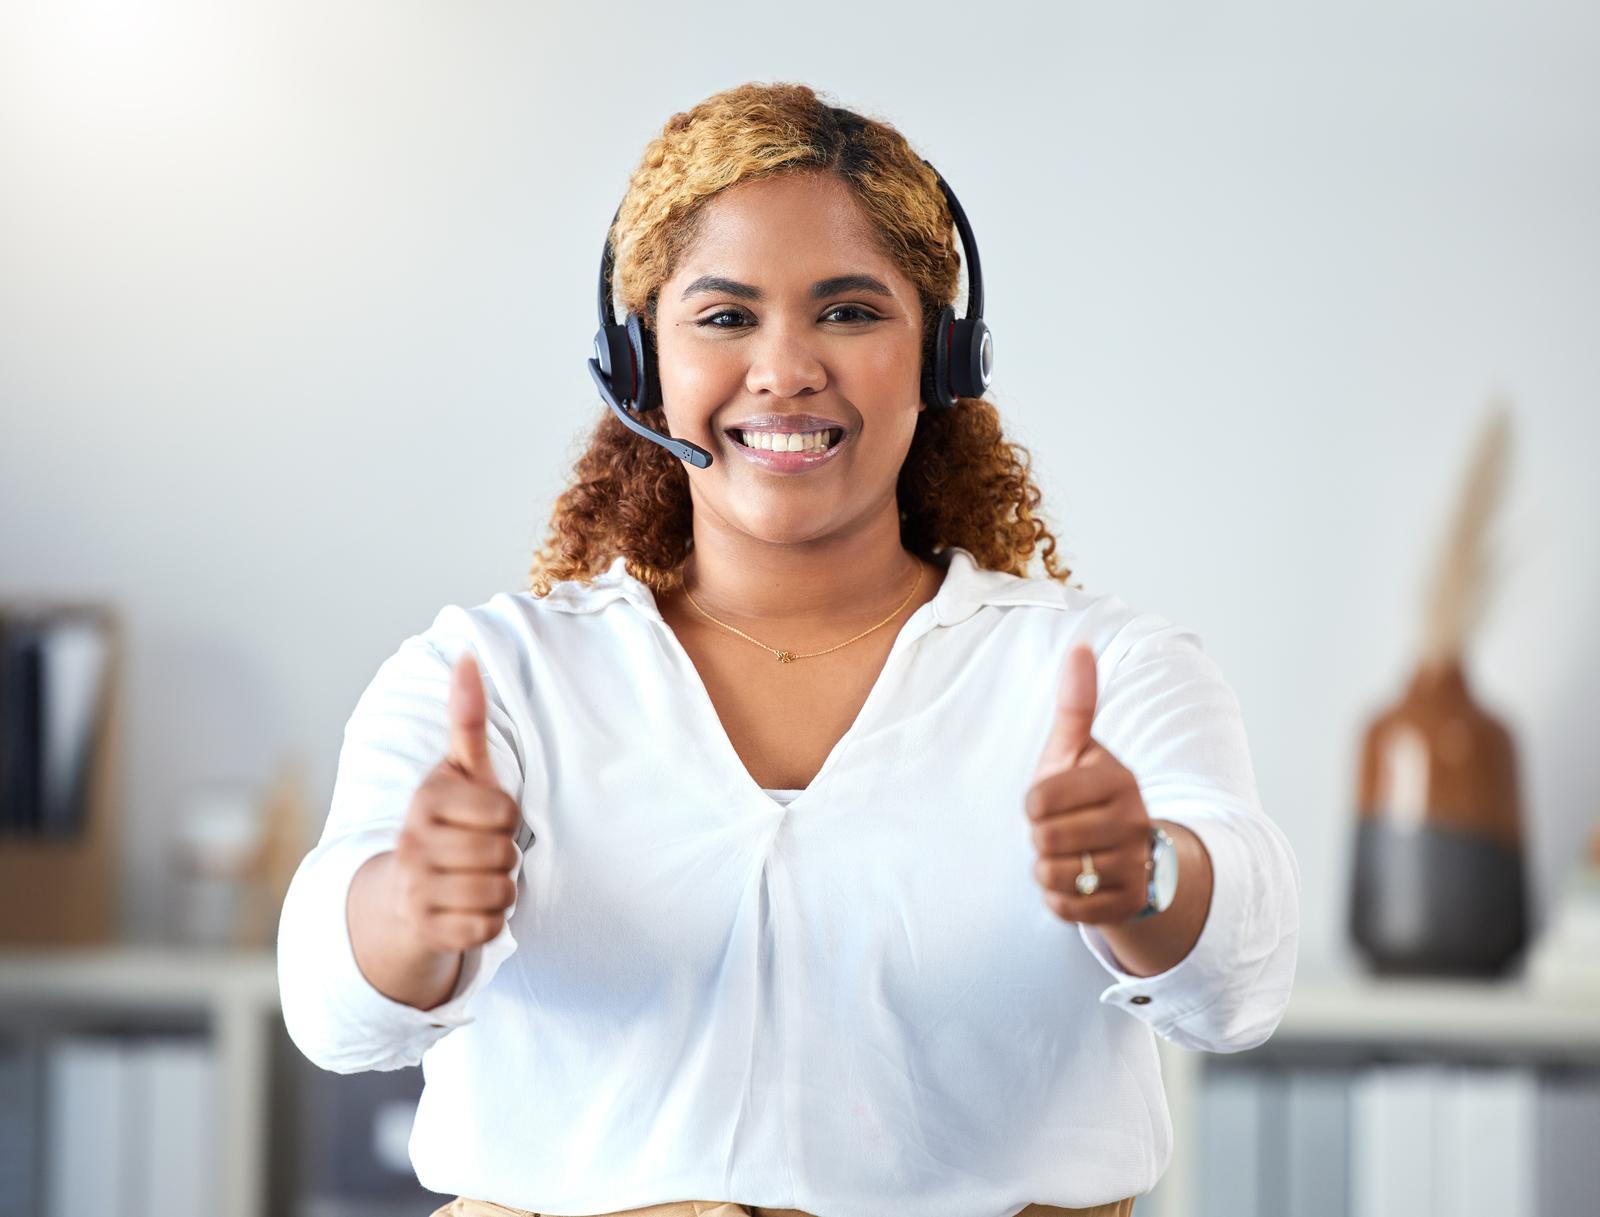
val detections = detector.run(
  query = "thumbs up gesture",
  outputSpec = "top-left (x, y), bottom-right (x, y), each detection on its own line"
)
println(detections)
top-left (390, 651), bottom-right (524, 953)
top-left (1025, 643), bottom-right (1154, 926)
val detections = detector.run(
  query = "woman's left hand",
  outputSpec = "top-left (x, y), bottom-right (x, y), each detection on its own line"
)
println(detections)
top-left (1025, 643), bottom-right (1154, 926)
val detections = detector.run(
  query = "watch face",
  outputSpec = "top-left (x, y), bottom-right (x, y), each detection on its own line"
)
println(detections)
top-left (1150, 828), bottom-right (1179, 911)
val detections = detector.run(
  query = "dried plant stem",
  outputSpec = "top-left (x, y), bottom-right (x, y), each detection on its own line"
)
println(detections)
top-left (1420, 393), bottom-right (1513, 668)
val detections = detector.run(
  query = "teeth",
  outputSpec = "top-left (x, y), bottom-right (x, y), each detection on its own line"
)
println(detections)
top-left (736, 428), bottom-right (838, 452)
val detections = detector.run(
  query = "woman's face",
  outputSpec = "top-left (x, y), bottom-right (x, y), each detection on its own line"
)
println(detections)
top-left (652, 170), bottom-right (927, 547)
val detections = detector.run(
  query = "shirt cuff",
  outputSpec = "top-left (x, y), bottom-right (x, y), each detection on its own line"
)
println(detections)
top-left (277, 826), bottom-right (522, 1072)
top-left (1076, 809), bottom-right (1261, 1045)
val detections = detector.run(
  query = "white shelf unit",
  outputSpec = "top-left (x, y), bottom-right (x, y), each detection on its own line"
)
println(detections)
top-left (1146, 974), bottom-right (1600, 1217)
top-left (0, 946), bottom-right (281, 1217)
top-left (5, 949), bottom-right (1599, 1217)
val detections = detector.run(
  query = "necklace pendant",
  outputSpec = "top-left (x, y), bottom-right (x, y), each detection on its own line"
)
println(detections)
top-left (775, 650), bottom-right (797, 663)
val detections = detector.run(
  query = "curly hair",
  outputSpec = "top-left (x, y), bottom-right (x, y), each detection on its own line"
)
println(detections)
top-left (527, 80), bottom-right (1075, 598)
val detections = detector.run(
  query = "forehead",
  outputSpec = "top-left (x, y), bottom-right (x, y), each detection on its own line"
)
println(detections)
top-left (667, 172), bottom-right (904, 288)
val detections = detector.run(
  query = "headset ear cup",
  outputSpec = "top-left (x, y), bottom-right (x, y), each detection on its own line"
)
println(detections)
top-left (594, 323), bottom-right (636, 410)
top-left (931, 305), bottom-right (956, 409)
top-left (625, 313), bottom-right (660, 412)
top-left (949, 317), bottom-right (994, 400)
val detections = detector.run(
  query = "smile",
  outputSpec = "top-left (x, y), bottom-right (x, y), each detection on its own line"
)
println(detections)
top-left (724, 427), bottom-right (849, 473)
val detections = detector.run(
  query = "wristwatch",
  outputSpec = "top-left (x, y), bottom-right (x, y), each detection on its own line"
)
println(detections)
top-left (1134, 825), bottom-right (1179, 920)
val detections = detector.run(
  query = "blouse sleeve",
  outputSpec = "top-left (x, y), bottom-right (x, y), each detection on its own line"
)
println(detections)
top-left (1075, 612), bottom-right (1301, 1053)
top-left (277, 622), bottom-right (526, 1074)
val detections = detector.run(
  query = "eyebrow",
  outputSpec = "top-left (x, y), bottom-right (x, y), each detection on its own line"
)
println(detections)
top-left (678, 273), bottom-right (895, 303)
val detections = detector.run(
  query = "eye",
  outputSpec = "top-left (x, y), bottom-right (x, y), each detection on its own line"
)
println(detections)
top-left (696, 308), bottom-right (753, 329)
top-left (694, 305), bottom-right (883, 329)
top-left (822, 305), bottom-right (883, 324)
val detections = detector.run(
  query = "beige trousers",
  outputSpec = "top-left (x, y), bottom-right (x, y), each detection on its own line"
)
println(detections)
top-left (430, 1196), bottom-right (1137, 1217)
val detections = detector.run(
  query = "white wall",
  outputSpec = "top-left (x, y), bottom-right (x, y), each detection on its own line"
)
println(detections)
top-left (2, 0), bottom-right (1595, 977)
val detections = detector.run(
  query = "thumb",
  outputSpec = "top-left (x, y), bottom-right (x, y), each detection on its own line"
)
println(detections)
top-left (1038, 642), bottom-right (1098, 773)
top-left (446, 650), bottom-right (497, 785)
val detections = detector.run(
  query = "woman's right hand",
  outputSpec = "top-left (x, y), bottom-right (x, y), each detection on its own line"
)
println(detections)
top-left (347, 650), bottom-right (523, 1009)
top-left (388, 650), bottom-right (524, 952)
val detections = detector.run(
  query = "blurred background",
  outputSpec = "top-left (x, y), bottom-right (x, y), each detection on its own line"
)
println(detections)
top-left (2, 1), bottom-right (1597, 1215)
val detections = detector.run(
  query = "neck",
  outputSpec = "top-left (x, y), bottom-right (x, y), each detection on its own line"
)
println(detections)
top-left (679, 505), bottom-right (930, 627)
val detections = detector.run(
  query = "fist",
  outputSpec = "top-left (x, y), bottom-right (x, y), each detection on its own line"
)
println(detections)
top-left (1025, 643), bottom-right (1154, 926)
top-left (391, 650), bottom-right (524, 953)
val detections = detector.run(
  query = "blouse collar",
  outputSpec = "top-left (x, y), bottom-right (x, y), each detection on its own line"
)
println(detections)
top-left (532, 546), bottom-right (1077, 631)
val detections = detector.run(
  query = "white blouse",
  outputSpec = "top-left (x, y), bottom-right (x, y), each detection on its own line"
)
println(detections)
top-left (277, 546), bottom-right (1300, 1217)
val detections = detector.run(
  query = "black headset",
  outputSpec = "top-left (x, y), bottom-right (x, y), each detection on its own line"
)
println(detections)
top-left (586, 158), bottom-right (993, 469)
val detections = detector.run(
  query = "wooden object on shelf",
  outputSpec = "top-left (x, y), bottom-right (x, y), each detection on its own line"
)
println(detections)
top-left (0, 604), bottom-right (122, 945)
top-left (236, 754), bottom-right (314, 950)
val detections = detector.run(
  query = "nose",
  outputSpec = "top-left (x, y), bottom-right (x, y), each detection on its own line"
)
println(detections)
top-left (744, 321), bottom-right (827, 398)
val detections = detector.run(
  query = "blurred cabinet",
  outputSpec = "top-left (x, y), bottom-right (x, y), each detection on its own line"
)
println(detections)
top-left (0, 946), bottom-right (440, 1217)
top-left (8, 952), bottom-right (1597, 1217)
top-left (1139, 976), bottom-right (1600, 1217)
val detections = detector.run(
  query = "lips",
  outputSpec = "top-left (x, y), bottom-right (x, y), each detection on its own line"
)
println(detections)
top-left (725, 423), bottom-right (851, 472)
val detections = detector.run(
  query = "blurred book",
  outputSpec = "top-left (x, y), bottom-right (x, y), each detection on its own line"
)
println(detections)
top-left (1285, 1068), bottom-right (1349, 1217)
top-left (1537, 1071), bottom-right (1600, 1214)
top-left (139, 1037), bottom-right (219, 1217)
top-left (0, 608), bottom-right (113, 840)
top-left (1352, 1063), bottom-right (1448, 1217)
top-left (43, 1035), bottom-right (128, 1216)
top-left (1198, 1066), bottom-right (1264, 1217)
top-left (1436, 1067), bottom-right (1536, 1217)
top-left (0, 624), bottom-right (43, 834)
top-left (40, 1033), bottom-right (217, 1217)
top-left (0, 1037), bottom-right (41, 1217)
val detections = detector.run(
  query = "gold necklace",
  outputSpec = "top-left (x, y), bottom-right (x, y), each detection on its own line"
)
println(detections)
top-left (682, 559), bottom-right (925, 663)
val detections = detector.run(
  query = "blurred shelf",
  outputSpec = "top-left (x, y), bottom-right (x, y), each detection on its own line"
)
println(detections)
top-left (8, 948), bottom-right (1599, 1217)
top-left (0, 943), bottom-right (279, 1008)
top-left (8, 948), bottom-right (1589, 1040)
top-left (1275, 974), bottom-right (1600, 1049)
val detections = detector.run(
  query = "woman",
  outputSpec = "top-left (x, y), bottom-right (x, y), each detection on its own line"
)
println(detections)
top-left (277, 81), bottom-right (1300, 1217)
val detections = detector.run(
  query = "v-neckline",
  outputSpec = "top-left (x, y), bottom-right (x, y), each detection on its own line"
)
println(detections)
top-left (645, 566), bottom-right (953, 813)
